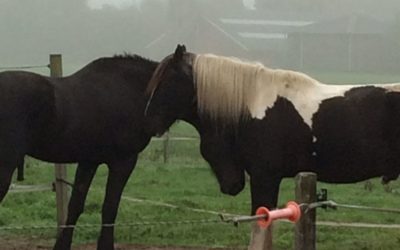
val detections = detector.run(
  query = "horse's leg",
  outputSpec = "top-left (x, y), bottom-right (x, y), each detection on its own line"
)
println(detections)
top-left (16, 159), bottom-right (25, 181)
top-left (248, 173), bottom-right (282, 250)
top-left (97, 156), bottom-right (138, 250)
top-left (0, 143), bottom-right (25, 202)
top-left (0, 159), bottom-right (19, 202)
top-left (53, 162), bottom-right (98, 250)
top-left (249, 173), bottom-right (282, 214)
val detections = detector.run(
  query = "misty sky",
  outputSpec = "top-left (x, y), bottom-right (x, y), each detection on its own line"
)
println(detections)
top-left (87, 0), bottom-right (255, 10)
top-left (88, 0), bottom-right (142, 9)
top-left (1, 0), bottom-right (400, 76)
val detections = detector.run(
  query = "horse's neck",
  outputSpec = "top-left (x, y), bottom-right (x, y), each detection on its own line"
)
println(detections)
top-left (71, 58), bottom-right (158, 92)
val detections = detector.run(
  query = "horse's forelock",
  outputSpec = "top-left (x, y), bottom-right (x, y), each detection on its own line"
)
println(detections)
top-left (145, 55), bottom-right (173, 97)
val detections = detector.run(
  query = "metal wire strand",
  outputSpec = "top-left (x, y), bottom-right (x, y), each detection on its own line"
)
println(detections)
top-left (0, 218), bottom-right (223, 231)
top-left (0, 64), bottom-right (49, 70)
top-left (303, 200), bottom-right (400, 214)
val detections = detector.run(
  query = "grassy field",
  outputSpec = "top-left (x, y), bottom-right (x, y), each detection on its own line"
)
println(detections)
top-left (0, 121), bottom-right (399, 249)
top-left (0, 70), bottom-right (400, 249)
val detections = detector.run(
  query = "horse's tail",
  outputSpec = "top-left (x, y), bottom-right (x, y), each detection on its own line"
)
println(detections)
top-left (16, 163), bottom-right (24, 181)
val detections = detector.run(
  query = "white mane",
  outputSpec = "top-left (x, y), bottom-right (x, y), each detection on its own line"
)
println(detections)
top-left (193, 54), bottom-right (322, 126)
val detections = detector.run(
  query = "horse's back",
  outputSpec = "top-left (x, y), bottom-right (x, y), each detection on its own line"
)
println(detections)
top-left (0, 71), bottom-right (55, 110)
top-left (31, 68), bottom-right (150, 163)
top-left (0, 57), bottom-right (154, 164)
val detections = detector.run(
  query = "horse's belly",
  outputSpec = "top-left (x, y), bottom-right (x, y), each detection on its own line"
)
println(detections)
top-left (313, 141), bottom-right (389, 183)
top-left (311, 86), bottom-right (395, 183)
top-left (315, 160), bottom-right (383, 183)
top-left (28, 133), bottom-right (151, 164)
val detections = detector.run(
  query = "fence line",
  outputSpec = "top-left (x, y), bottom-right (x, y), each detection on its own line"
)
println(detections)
top-left (0, 213), bottom-right (399, 232)
top-left (9, 184), bottom-right (52, 193)
top-left (151, 137), bottom-right (198, 141)
top-left (305, 200), bottom-right (400, 214)
top-left (121, 195), bottom-right (240, 217)
top-left (9, 188), bottom-right (400, 231)
top-left (0, 64), bottom-right (49, 70)
top-left (4, 172), bottom-right (400, 250)
top-left (316, 221), bottom-right (400, 229)
top-left (0, 218), bottom-right (223, 231)
top-left (122, 195), bottom-right (400, 230)
top-left (152, 131), bottom-right (199, 163)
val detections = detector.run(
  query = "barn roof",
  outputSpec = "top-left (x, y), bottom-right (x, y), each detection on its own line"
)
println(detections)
top-left (216, 9), bottom-right (313, 50)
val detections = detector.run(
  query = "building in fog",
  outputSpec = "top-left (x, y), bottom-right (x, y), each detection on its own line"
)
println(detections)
top-left (156, 6), bottom-right (400, 74)
top-left (288, 13), bottom-right (398, 73)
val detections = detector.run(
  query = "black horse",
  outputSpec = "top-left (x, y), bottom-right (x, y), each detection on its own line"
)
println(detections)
top-left (145, 45), bottom-right (400, 214)
top-left (0, 55), bottom-right (160, 250)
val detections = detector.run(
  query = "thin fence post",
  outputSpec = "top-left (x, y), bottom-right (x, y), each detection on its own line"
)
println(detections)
top-left (50, 54), bottom-right (69, 236)
top-left (163, 129), bottom-right (170, 163)
top-left (294, 172), bottom-right (316, 250)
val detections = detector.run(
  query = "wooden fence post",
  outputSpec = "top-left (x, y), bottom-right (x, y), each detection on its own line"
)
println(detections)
top-left (294, 172), bottom-right (316, 250)
top-left (248, 223), bottom-right (272, 250)
top-left (50, 54), bottom-right (69, 235)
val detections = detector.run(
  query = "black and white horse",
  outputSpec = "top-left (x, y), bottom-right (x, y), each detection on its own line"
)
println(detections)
top-left (145, 45), bottom-right (400, 213)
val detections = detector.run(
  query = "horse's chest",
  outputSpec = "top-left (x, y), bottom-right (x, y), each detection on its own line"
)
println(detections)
top-left (239, 97), bottom-right (314, 170)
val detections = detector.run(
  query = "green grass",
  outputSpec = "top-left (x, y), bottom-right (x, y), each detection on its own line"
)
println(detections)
top-left (0, 121), bottom-right (399, 249)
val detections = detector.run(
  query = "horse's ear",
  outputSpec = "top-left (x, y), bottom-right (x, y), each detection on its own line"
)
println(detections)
top-left (173, 44), bottom-right (186, 62)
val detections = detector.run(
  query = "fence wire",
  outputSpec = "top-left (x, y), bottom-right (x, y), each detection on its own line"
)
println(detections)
top-left (303, 200), bottom-right (400, 214)
top-left (0, 217), bottom-right (225, 231)
top-left (1, 198), bottom-right (399, 231)
top-left (0, 64), bottom-right (49, 70)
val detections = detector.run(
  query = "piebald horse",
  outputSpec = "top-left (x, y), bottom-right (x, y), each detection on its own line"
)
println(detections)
top-left (145, 45), bottom-right (400, 213)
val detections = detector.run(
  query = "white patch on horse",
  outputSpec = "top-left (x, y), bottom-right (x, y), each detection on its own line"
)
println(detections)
top-left (249, 69), bottom-right (355, 127)
top-left (282, 83), bottom-right (355, 127)
top-left (193, 54), bottom-right (400, 129)
top-left (248, 68), bottom-right (279, 119)
top-left (253, 79), bottom-right (400, 127)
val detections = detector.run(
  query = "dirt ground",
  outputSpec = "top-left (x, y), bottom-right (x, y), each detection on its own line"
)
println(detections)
top-left (1, 243), bottom-right (234, 250)
top-left (0, 237), bottom-right (238, 250)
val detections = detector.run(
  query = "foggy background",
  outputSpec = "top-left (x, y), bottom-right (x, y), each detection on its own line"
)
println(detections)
top-left (1, 0), bottom-right (400, 75)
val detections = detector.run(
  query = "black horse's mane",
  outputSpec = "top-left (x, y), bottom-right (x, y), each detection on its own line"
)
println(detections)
top-left (68, 53), bottom-right (157, 78)
top-left (88, 53), bottom-right (157, 69)
top-left (111, 53), bottom-right (157, 68)
top-left (113, 52), bottom-right (139, 59)
top-left (114, 53), bottom-right (153, 62)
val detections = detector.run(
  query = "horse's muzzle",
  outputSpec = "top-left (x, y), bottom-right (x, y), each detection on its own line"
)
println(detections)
top-left (220, 180), bottom-right (245, 196)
